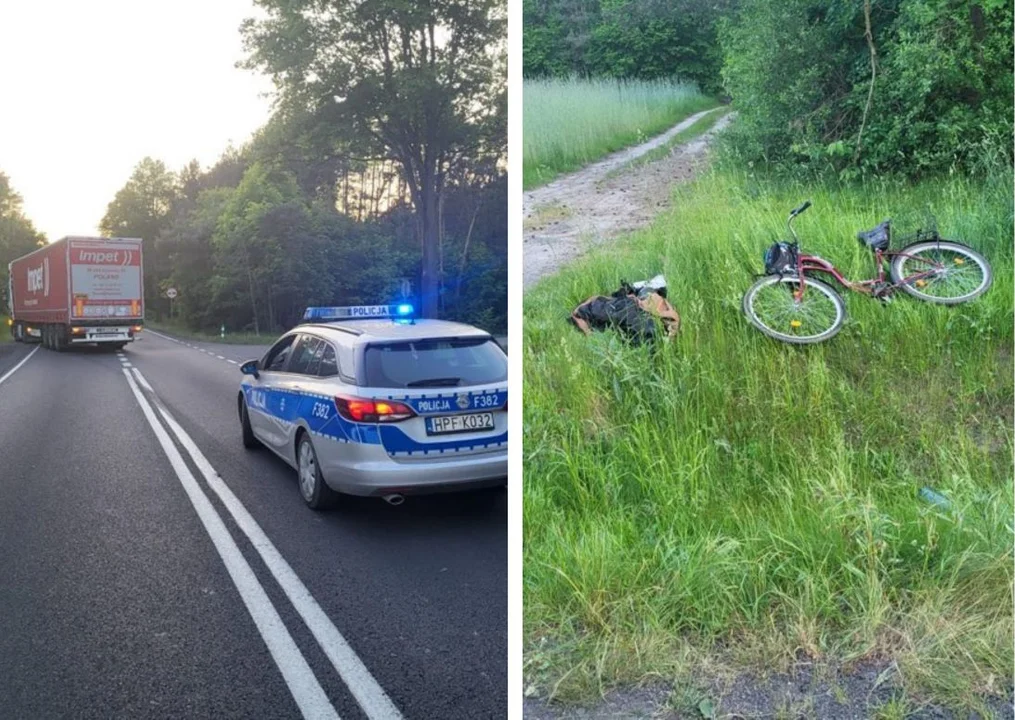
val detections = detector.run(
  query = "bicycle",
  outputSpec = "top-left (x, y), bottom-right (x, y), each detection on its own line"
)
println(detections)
top-left (742, 200), bottom-right (993, 344)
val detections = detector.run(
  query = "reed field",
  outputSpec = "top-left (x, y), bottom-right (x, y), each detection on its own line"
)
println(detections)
top-left (523, 167), bottom-right (1014, 712)
top-left (523, 78), bottom-right (716, 188)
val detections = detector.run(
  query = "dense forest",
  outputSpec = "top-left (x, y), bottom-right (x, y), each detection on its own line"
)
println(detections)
top-left (5, 0), bottom-right (507, 336)
top-left (523, 0), bottom-right (733, 92)
top-left (99, 133), bottom-right (506, 335)
top-left (525, 0), bottom-right (1013, 178)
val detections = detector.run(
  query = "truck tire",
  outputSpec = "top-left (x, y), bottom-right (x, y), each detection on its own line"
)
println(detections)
top-left (42, 325), bottom-right (51, 350)
top-left (54, 326), bottom-right (67, 352)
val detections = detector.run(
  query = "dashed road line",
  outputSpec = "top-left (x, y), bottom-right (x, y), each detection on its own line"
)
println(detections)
top-left (145, 329), bottom-right (248, 368)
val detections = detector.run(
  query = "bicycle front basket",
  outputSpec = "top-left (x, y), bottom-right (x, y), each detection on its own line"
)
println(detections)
top-left (764, 241), bottom-right (797, 275)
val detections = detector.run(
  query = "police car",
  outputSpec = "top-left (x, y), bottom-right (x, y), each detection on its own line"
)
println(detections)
top-left (237, 304), bottom-right (508, 508)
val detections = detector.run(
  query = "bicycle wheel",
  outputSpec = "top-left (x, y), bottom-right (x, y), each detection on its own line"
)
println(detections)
top-left (891, 240), bottom-right (992, 304)
top-left (742, 275), bottom-right (846, 344)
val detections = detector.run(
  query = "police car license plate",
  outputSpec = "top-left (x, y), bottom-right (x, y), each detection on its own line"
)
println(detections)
top-left (426, 412), bottom-right (495, 436)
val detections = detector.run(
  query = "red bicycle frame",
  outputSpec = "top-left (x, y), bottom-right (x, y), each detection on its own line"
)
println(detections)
top-left (791, 248), bottom-right (943, 301)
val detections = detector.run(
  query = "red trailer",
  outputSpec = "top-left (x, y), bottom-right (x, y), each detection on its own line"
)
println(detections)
top-left (8, 236), bottom-right (144, 350)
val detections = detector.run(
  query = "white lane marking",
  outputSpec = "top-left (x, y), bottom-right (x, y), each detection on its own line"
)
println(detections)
top-left (131, 366), bottom-right (404, 720)
top-left (0, 346), bottom-right (40, 388)
top-left (121, 369), bottom-right (341, 720)
top-left (147, 328), bottom-right (247, 366)
top-left (146, 329), bottom-right (180, 345)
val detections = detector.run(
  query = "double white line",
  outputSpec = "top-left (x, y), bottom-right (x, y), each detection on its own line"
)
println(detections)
top-left (121, 364), bottom-right (404, 720)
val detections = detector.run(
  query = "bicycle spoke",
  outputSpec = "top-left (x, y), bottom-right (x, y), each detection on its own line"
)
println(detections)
top-left (749, 278), bottom-right (840, 339)
top-left (900, 247), bottom-right (987, 300)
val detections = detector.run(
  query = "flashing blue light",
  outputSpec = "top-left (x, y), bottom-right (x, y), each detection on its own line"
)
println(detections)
top-left (302, 303), bottom-right (415, 323)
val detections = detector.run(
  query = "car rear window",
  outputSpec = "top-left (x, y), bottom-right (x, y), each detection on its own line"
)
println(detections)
top-left (363, 337), bottom-right (507, 389)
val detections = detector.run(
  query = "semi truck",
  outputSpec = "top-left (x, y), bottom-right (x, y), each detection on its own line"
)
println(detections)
top-left (8, 236), bottom-right (144, 350)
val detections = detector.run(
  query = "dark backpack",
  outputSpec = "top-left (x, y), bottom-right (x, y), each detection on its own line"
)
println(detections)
top-left (571, 282), bottom-right (680, 344)
top-left (763, 242), bottom-right (797, 275)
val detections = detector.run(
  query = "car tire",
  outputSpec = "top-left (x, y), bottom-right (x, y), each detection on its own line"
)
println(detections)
top-left (238, 396), bottom-right (260, 450)
top-left (297, 432), bottom-right (337, 510)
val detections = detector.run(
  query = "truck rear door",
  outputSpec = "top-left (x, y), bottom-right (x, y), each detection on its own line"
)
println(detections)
top-left (68, 239), bottom-right (143, 321)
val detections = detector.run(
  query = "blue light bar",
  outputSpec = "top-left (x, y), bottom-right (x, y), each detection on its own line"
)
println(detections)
top-left (303, 304), bottom-right (415, 322)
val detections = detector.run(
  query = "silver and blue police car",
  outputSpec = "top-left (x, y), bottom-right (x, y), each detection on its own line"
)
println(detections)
top-left (237, 304), bottom-right (507, 508)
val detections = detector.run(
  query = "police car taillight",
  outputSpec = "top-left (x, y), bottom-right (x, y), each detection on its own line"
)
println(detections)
top-left (335, 395), bottom-right (416, 423)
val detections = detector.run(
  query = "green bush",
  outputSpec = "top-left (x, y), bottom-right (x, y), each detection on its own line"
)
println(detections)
top-left (719, 0), bottom-right (1014, 178)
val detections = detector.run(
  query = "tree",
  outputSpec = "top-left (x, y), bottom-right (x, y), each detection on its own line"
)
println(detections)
top-left (241, 0), bottom-right (506, 318)
top-left (100, 158), bottom-right (180, 311)
top-left (719, 0), bottom-right (1014, 177)
top-left (0, 171), bottom-right (46, 312)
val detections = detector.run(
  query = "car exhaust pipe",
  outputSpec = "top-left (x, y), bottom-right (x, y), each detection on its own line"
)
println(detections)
top-left (382, 494), bottom-right (405, 506)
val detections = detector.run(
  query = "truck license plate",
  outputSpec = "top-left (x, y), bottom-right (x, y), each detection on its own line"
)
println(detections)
top-left (425, 413), bottom-right (495, 436)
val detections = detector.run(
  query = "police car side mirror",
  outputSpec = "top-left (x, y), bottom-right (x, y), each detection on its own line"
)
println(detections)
top-left (240, 359), bottom-right (260, 378)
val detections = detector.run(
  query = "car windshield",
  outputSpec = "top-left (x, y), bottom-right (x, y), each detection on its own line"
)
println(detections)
top-left (363, 337), bottom-right (506, 388)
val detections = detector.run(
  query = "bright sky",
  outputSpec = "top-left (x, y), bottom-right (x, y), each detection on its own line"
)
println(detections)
top-left (0, 1), bottom-right (273, 241)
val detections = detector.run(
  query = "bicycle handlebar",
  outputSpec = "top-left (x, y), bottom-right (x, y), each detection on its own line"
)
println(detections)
top-left (789, 200), bottom-right (812, 218)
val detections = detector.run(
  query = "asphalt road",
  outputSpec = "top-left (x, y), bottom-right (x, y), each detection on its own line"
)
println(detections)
top-left (0, 331), bottom-right (506, 719)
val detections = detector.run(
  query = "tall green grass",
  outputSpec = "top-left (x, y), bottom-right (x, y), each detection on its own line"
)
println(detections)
top-left (523, 169), bottom-right (1013, 711)
top-left (523, 78), bottom-right (717, 189)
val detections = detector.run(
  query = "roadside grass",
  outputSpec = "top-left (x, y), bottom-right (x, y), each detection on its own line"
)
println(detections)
top-left (602, 106), bottom-right (732, 182)
top-left (145, 319), bottom-right (275, 346)
top-left (0, 316), bottom-right (10, 344)
top-left (523, 78), bottom-right (718, 189)
top-left (523, 168), bottom-right (1013, 712)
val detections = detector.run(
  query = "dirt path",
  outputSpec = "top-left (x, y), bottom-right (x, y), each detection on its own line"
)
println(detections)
top-left (523, 108), bottom-right (734, 290)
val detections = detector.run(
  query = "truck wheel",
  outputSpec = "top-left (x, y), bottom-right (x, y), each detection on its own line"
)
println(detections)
top-left (54, 327), bottom-right (67, 352)
top-left (12, 323), bottom-right (22, 343)
top-left (42, 325), bottom-right (51, 350)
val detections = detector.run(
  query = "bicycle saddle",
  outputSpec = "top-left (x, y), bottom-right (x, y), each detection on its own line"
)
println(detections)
top-left (857, 220), bottom-right (890, 250)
